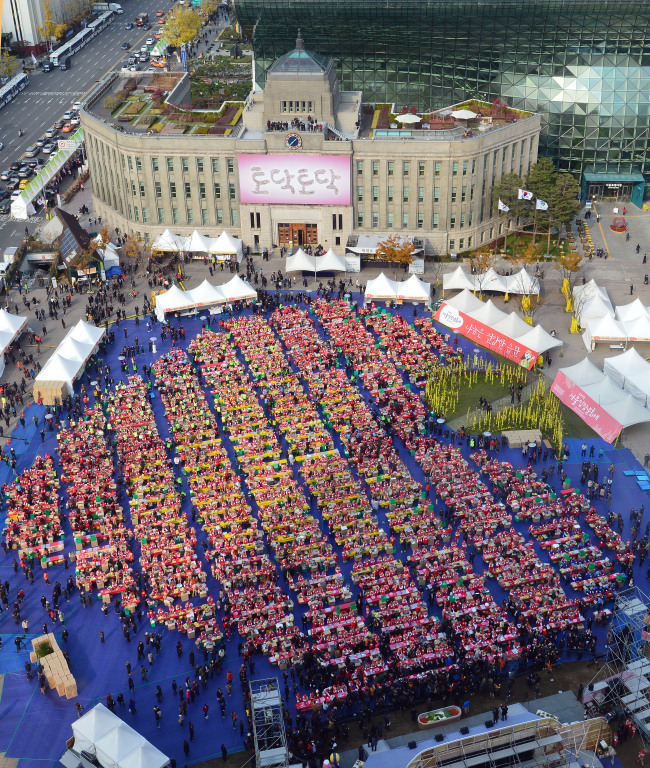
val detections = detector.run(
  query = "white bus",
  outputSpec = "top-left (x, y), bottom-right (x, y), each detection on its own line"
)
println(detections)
top-left (50, 11), bottom-right (114, 66)
top-left (0, 73), bottom-right (29, 111)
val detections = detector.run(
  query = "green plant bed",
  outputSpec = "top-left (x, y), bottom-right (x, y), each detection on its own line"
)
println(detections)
top-left (35, 641), bottom-right (54, 658)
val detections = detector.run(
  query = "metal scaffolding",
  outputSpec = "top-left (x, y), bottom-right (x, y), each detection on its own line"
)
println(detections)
top-left (586, 586), bottom-right (650, 742)
top-left (250, 678), bottom-right (289, 768)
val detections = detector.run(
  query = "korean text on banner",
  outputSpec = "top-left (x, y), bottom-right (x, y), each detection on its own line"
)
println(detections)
top-left (434, 302), bottom-right (538, 369)
top-left (238, 154), bottom-right (351, 205)
top-left (550, 370), bottom-right (623, 443)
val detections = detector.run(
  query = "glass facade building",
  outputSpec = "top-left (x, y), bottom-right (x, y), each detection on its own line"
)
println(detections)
top-left (236, 0), bottom-right (650, 183)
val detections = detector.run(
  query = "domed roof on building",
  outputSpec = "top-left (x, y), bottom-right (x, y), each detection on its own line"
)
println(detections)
top-left (269, 29), bottom-right (330, 76)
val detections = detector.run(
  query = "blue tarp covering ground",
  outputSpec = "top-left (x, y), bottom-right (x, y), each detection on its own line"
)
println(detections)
top-left (0, 294), bottom-right (648, 768)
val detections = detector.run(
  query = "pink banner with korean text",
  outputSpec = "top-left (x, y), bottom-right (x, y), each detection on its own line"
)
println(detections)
top-left (433, 302), bottom-right (539, 369)
top-left (550, 370), bottom-right (623, 443)
top-left (238, 154), bottom-right (351, 205)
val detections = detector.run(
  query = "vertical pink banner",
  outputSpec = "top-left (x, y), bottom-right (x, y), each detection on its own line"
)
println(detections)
top-left (550, 370), bottom-right (623, 443)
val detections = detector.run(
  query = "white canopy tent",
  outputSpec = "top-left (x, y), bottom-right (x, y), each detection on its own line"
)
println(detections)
top-left (316, 248), bottom-right (347, 273)
top-left (397, 274), bottom-right (431, 305)
top-left (481, 267), bottom-right (508, 294)
top-left (583, 315), bottom-right (628, 350)
top-left (616, 299), bottom-right (650, 323)
top-left (365, 272), bottom-right (401, 301)
top-left (209, 231), bottom-right (243, 262)
top-left (154, 285), bottom-right (197, 321)
top-left (119, 743), bottom-right (170, 768)
top-left (492, 311), bottom-right (532, 339)
top-left (444, 288), bottom-right (484, 314)
top-left (573, 279), bottom-right (609, 305)
top-left (624, 314), bottom-right (650, 342)
top-left (35, 320), bottom-right (105, 397)
top-left (72, 704), bottom-right (122, 755)
top-left (184, 230), bottom-right (212, 254)
top-left (94, 723), bottom-right (146, 768)
top-left (577, 294), bottom-right (615, 325)
top-left (470, 300), bottom-right (507, 326)
top-left (187, 279), bottom-right (225, 308)
top-left (443, 265), bottom-right (476, 293)
top-left (604, 348), bottom-right (650, 406)
top-left (503, 268), bottom-right (540, 296)
top-left (0, 309), bottom-right (27, 378)
top-left (515, 325), bottom-right (563, 356)
top-left (154, 276), bottom-right (257, 321)
top-left (286, 248), bottom-right (316, 274)
top-left (220, 274), bottom-right (257, 302)
top-left (152, 229), bottom-right (186, 252)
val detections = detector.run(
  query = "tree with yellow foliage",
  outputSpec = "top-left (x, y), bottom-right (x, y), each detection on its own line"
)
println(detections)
top-left (375, 234), bottom-right (415, 264)
top-left (470, 251), bottom-right (495, 299)
top-left (554, 250), bottom-right (584, 294)
top-left (164, 7), bottom-right (203, 48)
top-left (36, 0), bottom-right (67, 51)
top-left (0, 51), bottom-right (19, 80)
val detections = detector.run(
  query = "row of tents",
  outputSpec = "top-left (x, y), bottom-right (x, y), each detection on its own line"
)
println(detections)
top-left (154, 274), bottom-right (257, 321)
top-left (574, 280), bottom-right (650, 348)
top-left (364, 273), bottom-right (432, 306)
top-left (152, 230), bottom-right (244, 262)
top-left (0, 309), bottom-right (28, 377)
top-left (286, 248), bottom-right (347, 274)
top-left (443, 265), bottom-right (540, 296)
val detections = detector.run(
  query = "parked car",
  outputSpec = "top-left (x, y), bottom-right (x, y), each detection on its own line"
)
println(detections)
top-left (17, 166), bottom-right (33, 178)
top-left (0, 200), bottom-right (11, 214)
top-left (6, 178), bottom-right (20, 191)
top-left (146, 37), bottom-right (154, 45)
top-left (42, 143), bottom-right (56, 154)
top-left (0, 169), bottom-right (11, 181)
top-left (70, 116), bottom-right (80, 125)
top-left (130, 63), bottom-right (139, 71)
top-left (24, 145), bottom-right (40, 158)
top-left (0, 187), bottom-right (9, 200)
top-left (154, 31), bottom-right (162, 39)
top-left (61, 123), bottom-right (73, 133)
top-left (18, 179), bottom-right (30, 190)
top-left (27, 158), bottom-right (45, 169)
top-left (45, 127), bottom-right (57, 138)
top-left (35, 136), bottom-right (47, 147)
top-left (42, 62), bottom-right (53, 72)
top-left (53, 119), bottom-right (65, 129)
top-left (62, 111), bottom-right (72, 120)
top-left (10, 189), bottom-right (21, 199)
top-left (72, 101), bottom-right (82, 110)
top-left (9, 161), bottom-right (21, 172)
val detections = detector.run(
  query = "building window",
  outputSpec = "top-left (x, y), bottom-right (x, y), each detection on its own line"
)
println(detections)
top-left (227, 158), bottom-right (234, 174)
top-left (135, 157), bottom-right (142, 171)
top-left (450, 214), bottom-right (456, 229)
top-left (468, 236), bottom-right (473, 248)
top-left (387, 212), bottom-right (393, 228)
top-left (152, 157), bottom-right (159, 172)
top-left (387, 186), bottom-right (394, 203)
top-left (357, 185), bottom-right (364, 202)
top-left (372, 212), bottom-right (378, 228)
top-left (133, 206), bottom-right (139, 222)
top-left (172, 207), bottom-right (179, 224)
top-left (187, 208), bottom-right (194, 224)
top-left (469, 210), bottom-right (473, 225)
top-left (418, 161), bottom-right (425, 177)
top-left (357, 212), bottom-right (363, 227)
top-left (201, 209), bottom-right (208, 226)
top-left (166, 157), bottom-right (174, 172)
top-left (403, 187), bottom-right (409, 202)
top-left (216, 209), bottom-right (223, 225)
top-left (433, 213), bottom-right (439, 229)
top-left (127, 156), bottom-right (133, 171)
top-left (470, 184), bottom-right (475, 202)
top-left (144, 233), bottom-right (150, 244)
top-left (417, 212), bottom-right (424, 229)
top-left (462, 160), bottom-right (468, 176)
top-left (184, 182), bottom-right (191, 199)
top-left (461, 186), bottom-right (467, 203)
top-left (372, 186), bottom-right (379, 202)
top-left (251, 212), bottom-right (261, 228)
top-left (451, 187), bottom-right (457, 203)
top-left (332, 213), bottom-right (342, 230)
top-left (372, 161), bottom-right (379, 176)
top-left (387, 161), bottom-right (394, 176)
top-left (169, 182), bottom-right (176, 198)
top-left (214, 183), bottom-right (221, 199)
top-left (211, 158), bottom-right (219, 173)
top-left (139, 182), bottom-right (145, 197)
top-left (231, 209), bottom-right (238, 226)
top-left (154, 181), bottom-right (162, 198)
top-left (403, 161), bottom-right (410, 176)
top-left (182, 158), bottom-right (189, 173)
top-left (197, 158), bottom-right (204, 173)
top-left (452, 161), bottom-right (458, 176)
top-left (460, 212), bottom-right (465, 227)
top-left (131, 181), bottom-right (136, 196)
top-left (200, 183), bottom-right (206, 199)
top-left (121, 156), bottom-right (126, 169)
top-left (281, 101), bottom-right (287, 112)
top-left (459, 238), bottom-right (464, 249)
top-left (402, 212), bottom-right (408, 228)
top-left (434, 187), bottom-right (440, 203)
top-left (229, 183), bottom-right (236, 200)
top-left (127, 204), bottom-right (131, 218)
top-left (472, 158), bottom-right (476, 174)
top-left (418, 187), bottom-right (424, 203)
top-left (357, 161), bottom-right (363, 175)
top-left (142, 207), bottom-right (149, 223)
top-left (434, 162), bottom-right (441, 177)
top-left (157, 208), bottom-right (165, 224)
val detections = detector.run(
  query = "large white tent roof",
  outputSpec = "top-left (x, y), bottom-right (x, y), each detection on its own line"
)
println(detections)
top-left (209, 230), bottom-right (242, 255)
top-left (118, 743), bottom-right (169, 768)
top-left (443, 265), bottom-right (476, 292)
top-left (152, 229), bottom-right (185, 252)
top-left (68, 319), bottom-right (105, 347)
top-left (95, 723), bottom-right (146, 768)
top-left (617, 298), bottom-right (650, 323)
top-left (515, 324), bottom-right (563, 356)
top-left (469, 299), bottom-right (507, 326)
top-left (624, 313), bottom-right (650, 342)
top-left (578, 294), bottom-right (615, 323)
top-left (286, 248), bottom-right (316, 273)
top-left (187, 279), bottom-right (225, 306)
top-left (184, 230), bottom-right (212, 253)
top-left (72, 704), bottom-right (122, 754)
top-left (365, 272), bottom-right (401, 300)
top-left (397, 274), bottom-right (431, 301)
top-left (503, 268), bottom-right (540, 295)
top-left (56, 336), bottom-right (95, 363)
top-left (444, 288), bottom-right (484, 314)
top-left (155, 285), bottom-right (196, 314)
top-left (220, 274), bottom-right (257, 301)
top-left (0, 309), bottom-right (27, 336)
top-left (481, 267), bottom-right (508, 293)
top-left (316, 248), bottom-right (347, 273)
top-left (492, 311), bottom-right (531, 339)
top-left (573, 279), bottom-right (609, 304)
top-left (604, 348), bottom-right (650, 406)
top-left (583, 315), bottom-right (627, 349)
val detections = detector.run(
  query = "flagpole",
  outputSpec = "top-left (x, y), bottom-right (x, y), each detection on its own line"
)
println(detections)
top-left (533, 207), bottom-right (538, 246)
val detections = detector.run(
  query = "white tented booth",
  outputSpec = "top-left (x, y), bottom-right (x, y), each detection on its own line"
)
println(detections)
top-left (364, 273), bottom-right (402, 302)
top-left (365, 272), bottom-right (432, 307)
top-left (316, 248), bottom-right (347, 273)
top-left (152, 229), bottom-right (244, 263)
top-left (583, 315), bottom-right (628, 350)
top-left (66, 705), bottom-right (169, 768)
top-left (604, 348), bottom-right (650, 407)
top-left (286, 247), bottom-right (316, 274)
top-left (397, 274), bottom-right (432, 305)
top-left (34, 320), bottom-right (105, 397)
top-left (209, 231), bottom-right (243, 263)
top-left (154, 275), bottom-right (257, 321)
top-left (442, 265), bottom-right (539, 296)
top-left (0, 309), bottom-right (28, 377)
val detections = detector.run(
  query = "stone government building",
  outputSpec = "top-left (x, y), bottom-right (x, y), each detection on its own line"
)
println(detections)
top-left (82, 33), bottom-right (541, 256)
